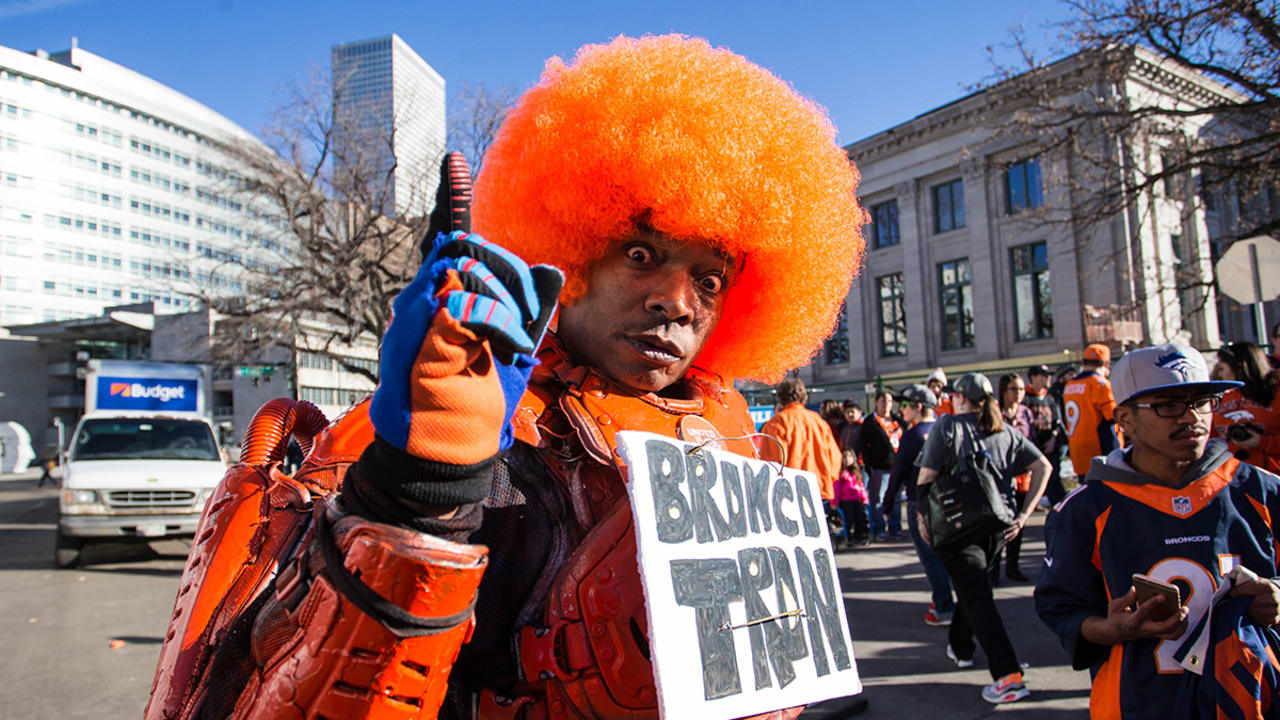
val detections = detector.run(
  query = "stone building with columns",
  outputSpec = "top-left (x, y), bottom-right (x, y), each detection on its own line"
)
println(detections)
top-left (784, 46), bottom-right (1266, 403)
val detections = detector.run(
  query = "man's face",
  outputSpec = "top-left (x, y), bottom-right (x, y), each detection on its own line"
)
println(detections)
top-left (927, 379), bottom-right (943, 396)
top-left (1114, 389), bottom-right (1216, 464)
top-left (1029, 373), bottom-right (1050, 391)
top-left (900, 402), bottom-right (919, 424)
top-left (843, 406), bottom-right (862, 424)
top-left (875, 393), bottom-right (892, 417)
top-left (556, 229), bottom-right (733, 393)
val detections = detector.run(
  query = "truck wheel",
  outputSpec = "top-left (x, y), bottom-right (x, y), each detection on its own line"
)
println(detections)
top-left (55, 531), bottom-right (81, 569)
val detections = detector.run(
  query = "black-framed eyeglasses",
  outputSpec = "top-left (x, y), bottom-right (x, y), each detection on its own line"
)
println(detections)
top-left (1129, 396), bottom-right (1221, 418)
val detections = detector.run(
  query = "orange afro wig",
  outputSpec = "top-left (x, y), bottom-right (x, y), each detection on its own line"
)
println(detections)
top-left (473, 34), bottom-right (864, 382)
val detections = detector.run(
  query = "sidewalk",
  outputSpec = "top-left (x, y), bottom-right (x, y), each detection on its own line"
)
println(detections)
top-left (833, 510), bottom-right (1091, 718)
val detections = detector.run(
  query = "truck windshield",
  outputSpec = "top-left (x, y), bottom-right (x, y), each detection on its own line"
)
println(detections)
top-left (72, 419), bottom-right (221, 462)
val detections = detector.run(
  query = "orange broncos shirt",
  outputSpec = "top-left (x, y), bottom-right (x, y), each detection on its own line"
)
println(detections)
top-left (936, 397), bottom-right (954, 417)
top-left (1212, 387), bottom-right (1280, 475)
top-left (1063, 372), bottom-right (1118, 477)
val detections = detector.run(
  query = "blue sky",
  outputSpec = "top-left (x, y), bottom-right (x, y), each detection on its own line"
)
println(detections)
top-left (0, 0), bottom-right (1072, 145)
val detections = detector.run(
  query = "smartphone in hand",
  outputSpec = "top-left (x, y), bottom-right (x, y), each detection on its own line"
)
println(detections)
top-left (1132, 573), bottom-right (1181, 621)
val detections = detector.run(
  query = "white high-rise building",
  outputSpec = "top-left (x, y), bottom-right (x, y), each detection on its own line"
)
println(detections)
top-left (0, 41), bottom-right (264, 326)
top-left (331, 34), bottom-right (445, 219)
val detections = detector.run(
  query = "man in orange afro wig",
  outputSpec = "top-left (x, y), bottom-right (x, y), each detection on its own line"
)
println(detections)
top-left (146, 34), bottom-right (867, 720)
top-left (474, 33), bottom-right (864, 384)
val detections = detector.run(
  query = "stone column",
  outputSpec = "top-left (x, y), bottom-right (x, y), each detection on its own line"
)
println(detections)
top-left (1183, 195), bottom-right (1220, 348)
top-left (846, 280), bottom-right (869, 379)
top-left (895, 180), bottom-right (928, 368)
top-left (963, 159), bottom-right (1000, 360)
top-left (1044, 146), bottom-right (1086, 351)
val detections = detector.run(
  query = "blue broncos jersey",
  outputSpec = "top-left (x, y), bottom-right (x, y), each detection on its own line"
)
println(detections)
top-left (1036, 455), bottom-right (1280, 719)
top-left (1173, 592), bottom-right (1280, 720)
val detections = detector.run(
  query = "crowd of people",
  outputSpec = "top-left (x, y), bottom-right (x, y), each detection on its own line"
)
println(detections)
top-left (759, 334), bottom-right (1280, 711)
top-left (143, 30), bottom-right (1280, 720)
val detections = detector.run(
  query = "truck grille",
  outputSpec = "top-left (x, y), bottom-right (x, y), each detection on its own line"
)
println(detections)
top-left (105, 490), bottom-right (197, 508)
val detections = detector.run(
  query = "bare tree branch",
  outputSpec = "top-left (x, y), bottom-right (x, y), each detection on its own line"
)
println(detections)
top-left (176, 67), bottom-right (432, 382)
top-left (975, 0), bottom-right (1279, 332)
top-left (447, 83), bottom-right (518, 178)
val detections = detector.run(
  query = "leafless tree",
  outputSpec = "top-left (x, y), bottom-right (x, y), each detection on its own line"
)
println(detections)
top-left (976, 0), bottom-right (1278, 329)
top-left (447, 83), bottom-right (519, 178)
top-left (185, 68), bottom-right (435, 383)
top-left (986, 1), bottom-right (1276, 231)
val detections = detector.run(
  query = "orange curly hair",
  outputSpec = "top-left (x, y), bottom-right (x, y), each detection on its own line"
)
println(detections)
top-left (473, 34), bottom-right (864, 382)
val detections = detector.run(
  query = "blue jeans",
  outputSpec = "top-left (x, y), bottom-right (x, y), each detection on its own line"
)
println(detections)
top-left (907, 499), bottom-right (955, 614)
top-left (866, 469), bottom-right (891, 536)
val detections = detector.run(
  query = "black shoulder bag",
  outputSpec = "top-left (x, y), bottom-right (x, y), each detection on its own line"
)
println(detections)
top-left (924, 427), bottom-right (1014, 551)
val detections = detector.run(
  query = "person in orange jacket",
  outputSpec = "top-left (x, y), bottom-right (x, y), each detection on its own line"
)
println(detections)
top-left (1064, 344), bottom-right (1121, 478)
top-left (760, 378), bottom-right (843, 502)
top-left (145, 35), bottom-right (867, 720)
top-left (928, 368), bottom-right (955, 417)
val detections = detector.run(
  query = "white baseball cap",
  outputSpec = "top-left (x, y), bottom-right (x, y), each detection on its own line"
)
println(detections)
top-left (1110, 342), bottom-right (1241, 405)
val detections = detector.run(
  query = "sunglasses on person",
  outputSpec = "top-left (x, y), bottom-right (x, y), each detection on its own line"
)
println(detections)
top-left (1128, 395), bottom-right (1221, 418)
top-left (898, 400), bottom-right (920, 409)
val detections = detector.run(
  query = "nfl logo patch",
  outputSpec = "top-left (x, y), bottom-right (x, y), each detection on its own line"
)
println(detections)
top-left (1172, 496), bottom-right (1192, 515)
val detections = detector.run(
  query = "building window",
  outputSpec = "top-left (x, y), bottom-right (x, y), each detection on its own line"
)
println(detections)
top-left (1006, 157), bottom-right (1043, 214)
top-left (297, 351), bottom-right (333, 370)
top-left (932, 179), bottom-right (965, 233)
top-left (877, 273), bottom-right (907, 357)
top-left (869, 200), bottom-right (899, 249)
top-left (1011, 242), bottom-right (1053, 341)
top-left (824, 306), bottom-right (849, 365)
top-left (938, 258), bottom-right (974, 349)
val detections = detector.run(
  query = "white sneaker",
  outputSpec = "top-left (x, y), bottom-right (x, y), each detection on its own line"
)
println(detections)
top-left (981, 672), bottom-right (1029, 704)
top-left (946, 643), bottom-right (974, 668)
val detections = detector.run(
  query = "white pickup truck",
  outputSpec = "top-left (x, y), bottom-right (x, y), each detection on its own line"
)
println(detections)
top-left (55, 361), bottom-right (226, 568)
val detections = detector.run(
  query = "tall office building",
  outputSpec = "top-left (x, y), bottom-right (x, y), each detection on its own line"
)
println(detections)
top-left (0, 41), bottom-right (266, 327)
top-left (331, 34), bottom-right (445, 219)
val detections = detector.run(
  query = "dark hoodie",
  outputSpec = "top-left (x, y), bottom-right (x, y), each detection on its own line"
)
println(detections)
top-left (1035, 440), bottom-right (1280, 719)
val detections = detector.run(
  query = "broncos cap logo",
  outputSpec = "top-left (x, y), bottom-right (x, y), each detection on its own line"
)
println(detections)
top-left (1155, 351), bottom-right (1199, 380)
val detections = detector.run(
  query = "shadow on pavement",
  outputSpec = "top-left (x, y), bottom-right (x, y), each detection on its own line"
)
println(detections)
top-left (110, 635), bottom-right (165, 645)
top-left (86, 563), bottom-right (185, 577)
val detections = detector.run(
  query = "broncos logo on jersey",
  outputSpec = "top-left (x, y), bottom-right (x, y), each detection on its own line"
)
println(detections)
top-left (1223, 409), bottom-right (1258, 423)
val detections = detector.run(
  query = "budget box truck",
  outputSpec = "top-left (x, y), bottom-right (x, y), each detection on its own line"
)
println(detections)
top-left (56, 360), bottom-right (225, 567)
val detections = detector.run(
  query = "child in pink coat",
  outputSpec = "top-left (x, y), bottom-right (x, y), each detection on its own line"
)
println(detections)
top-left (832, 449), bottom-right (870, 545)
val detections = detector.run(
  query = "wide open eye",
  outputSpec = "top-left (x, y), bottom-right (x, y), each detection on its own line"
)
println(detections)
top-left (698, 273), bottom-right (725, 294)
top-left (624, 243), bottom-right (654, 265)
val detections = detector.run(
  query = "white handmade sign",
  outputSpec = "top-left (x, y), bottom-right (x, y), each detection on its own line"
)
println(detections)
top-left (618, 430), bottom-right (861, 720)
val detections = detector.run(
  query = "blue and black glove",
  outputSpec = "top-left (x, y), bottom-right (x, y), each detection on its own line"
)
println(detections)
top-left (364, 153), bottom-right (563, 508)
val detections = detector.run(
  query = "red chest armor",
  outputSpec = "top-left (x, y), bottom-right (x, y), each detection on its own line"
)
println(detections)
top-left (486, 341), bottom-right (759, 719)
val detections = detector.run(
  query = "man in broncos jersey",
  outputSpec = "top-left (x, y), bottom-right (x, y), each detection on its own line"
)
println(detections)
top-left (1036, 342), bottom-right (1280, 719)
top-left (1064, 344), bottom-right (1121, 478)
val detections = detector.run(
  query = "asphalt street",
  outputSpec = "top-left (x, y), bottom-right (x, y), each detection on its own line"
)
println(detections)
top-left (0, 469), bottom-right (1090, 719)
